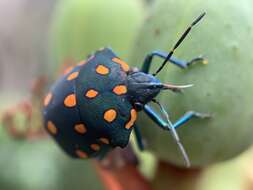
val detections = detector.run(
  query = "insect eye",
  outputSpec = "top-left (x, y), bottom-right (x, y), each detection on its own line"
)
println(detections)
top-left (134, 102), bottom-right (144, 111)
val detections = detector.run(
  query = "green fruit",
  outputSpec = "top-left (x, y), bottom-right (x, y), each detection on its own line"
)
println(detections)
top-left (51, 0), bottom-right (144, 70)
top-left (152, 148), bottom-right (253, 190)
top-left (129, 0), bottom-right (253, 167)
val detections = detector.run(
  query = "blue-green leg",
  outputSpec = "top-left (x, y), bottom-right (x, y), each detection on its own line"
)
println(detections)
top-left (133, 125), bottom-right (144, 151)
top-left (141, 50), bottom-right (206, 73)
top-left (143, 104), bottom-right (210, 130)
top-left (143, 104), bottom-right (210, 167)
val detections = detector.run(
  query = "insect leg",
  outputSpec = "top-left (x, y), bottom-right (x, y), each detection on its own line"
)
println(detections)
top-left (133, 125), bottom-right (145, 151)
top-left (143, 104), bottom-right (168, 129)
top-left (141, 50), bottom-right (207, 73)
top-left (173, 111), bottom-right (211, 129)
top-left (144, 104), bottom-right (210, 167)
top-left (143, 104), bottom-right (210, 130)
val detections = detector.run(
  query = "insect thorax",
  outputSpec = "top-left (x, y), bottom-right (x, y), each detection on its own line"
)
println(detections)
top-left (126, 70), bottom-right (162, 108)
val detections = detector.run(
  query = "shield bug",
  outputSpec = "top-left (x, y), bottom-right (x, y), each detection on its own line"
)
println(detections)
top-left (43, 13), bottom-right (209, 167)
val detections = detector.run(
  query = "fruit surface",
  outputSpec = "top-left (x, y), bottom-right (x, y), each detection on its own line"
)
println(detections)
top-left (129, 0), bottom-right (253, 167)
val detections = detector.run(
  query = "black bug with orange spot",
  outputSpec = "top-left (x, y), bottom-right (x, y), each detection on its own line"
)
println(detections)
top-left (43, 13), bottom-right (209, 167)
top-left (44, 48), bottom-right (138, 159)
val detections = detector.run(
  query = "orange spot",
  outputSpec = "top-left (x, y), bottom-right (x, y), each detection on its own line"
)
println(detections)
top-left (74, 124), bottom-right (87, 134)
top-left (67, 71), bottom-right (79, 81)
top-left (104, 109), bottom-right (117, 123)
top-left (47, 121), bottom-right (57, 135)
top-left (125, 109), bottom-right (138, 129)
top-left (85, 89), bottom-right (98, 98)
top-left (96, 65), bottom-right (109, 75)
top-left (91, 144), bottom-right (100, 151)
top-left (112, 57), bottom-right (129, 72)
top-left (99, 138), bottom-right (110, 144)
top-left (64, 94), bottom-right (76, 107)
top-left (113, 85), bottom-right (127, 95)
top-left (76, 150), bottom-right (88, 158)
top-left (63, 66), bottom-right (74, 75)
top-left (44, 92), bottom-right (52, 107)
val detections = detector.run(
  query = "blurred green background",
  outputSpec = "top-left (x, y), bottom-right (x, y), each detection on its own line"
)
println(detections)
top-left (1, 0), bottom-right (253, 190)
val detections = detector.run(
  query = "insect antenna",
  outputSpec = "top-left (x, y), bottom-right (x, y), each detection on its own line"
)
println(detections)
top-left (152, 99), bottom-right (191, 168)
top-left (153, 12), bottom-right (206, 76)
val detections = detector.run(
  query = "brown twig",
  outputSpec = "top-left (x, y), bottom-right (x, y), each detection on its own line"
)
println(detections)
top-left (1, 76), bottom-right (48, 140)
